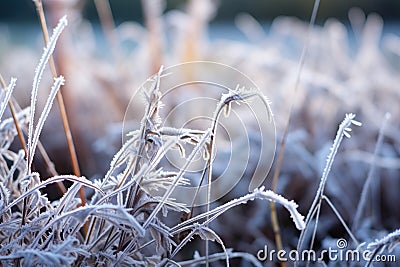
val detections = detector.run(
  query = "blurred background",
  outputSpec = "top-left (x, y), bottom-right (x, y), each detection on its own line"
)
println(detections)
top-left (1, 0), bottom-right (400, 22)
top-left (0, 0), bottom-right (400, 265)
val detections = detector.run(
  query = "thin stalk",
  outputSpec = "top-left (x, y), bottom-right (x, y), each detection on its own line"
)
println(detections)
top-left (0, 74), bottom-right (28, 157)
top-left (204, 108), bottom-right (220, 267)
top-left (188, 163), bottom-right (208, 215)
top-left (0, 75), bottom-right (29, 243)
top-left (307, 200), bottom-right (321, 267)
top-left (352, 113), bottom-right (390, 231)
top-left (37, 140), bottom-right (66, 194)
top-left (269, 135), bottom-right (287, 267)
top-left (322, 195), bottom-right (359, 246)
top-left (296, 114), bottom-right (361, 267)
top-left (33, 0), bottom-right (86, 233)
top-left (269, 1), bottom-right (320, 266)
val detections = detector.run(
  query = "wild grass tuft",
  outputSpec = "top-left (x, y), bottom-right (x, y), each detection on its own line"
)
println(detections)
top-left (0, 0), bottom-right (399, 266)
top-left (0, 16), bottom-right (304, 266)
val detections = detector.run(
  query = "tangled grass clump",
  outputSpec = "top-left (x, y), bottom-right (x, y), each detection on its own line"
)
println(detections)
top-left (0, 14), bottom-right (306, 266)
top-left (1, 0), bottom-right (399, 266)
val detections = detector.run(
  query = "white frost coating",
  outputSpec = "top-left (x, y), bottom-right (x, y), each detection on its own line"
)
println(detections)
top-left (171, 186), bottom-right (305, 233)
top-left (28, 16), bottom-right (68, 171)
top-left (310, 113), bottom-right (362, 222)
top-left (297, 113), bottom-right (362, 258)
top-left (367, 228), bottom-right (400, 252)
top-left (0, 78), bottom-right (17, 122)
top-left (0, 181), bottom-right (10, 210)
top-left (28, 76), bottom-right (65, 171)
top-left (253, 186), bottom-right (305, 230)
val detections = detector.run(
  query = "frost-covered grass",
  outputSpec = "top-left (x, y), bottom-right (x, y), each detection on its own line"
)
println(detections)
top-left (0, 10), bottom-right (303, 267)
top-left (0, 0), bottom-right (399, 266)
